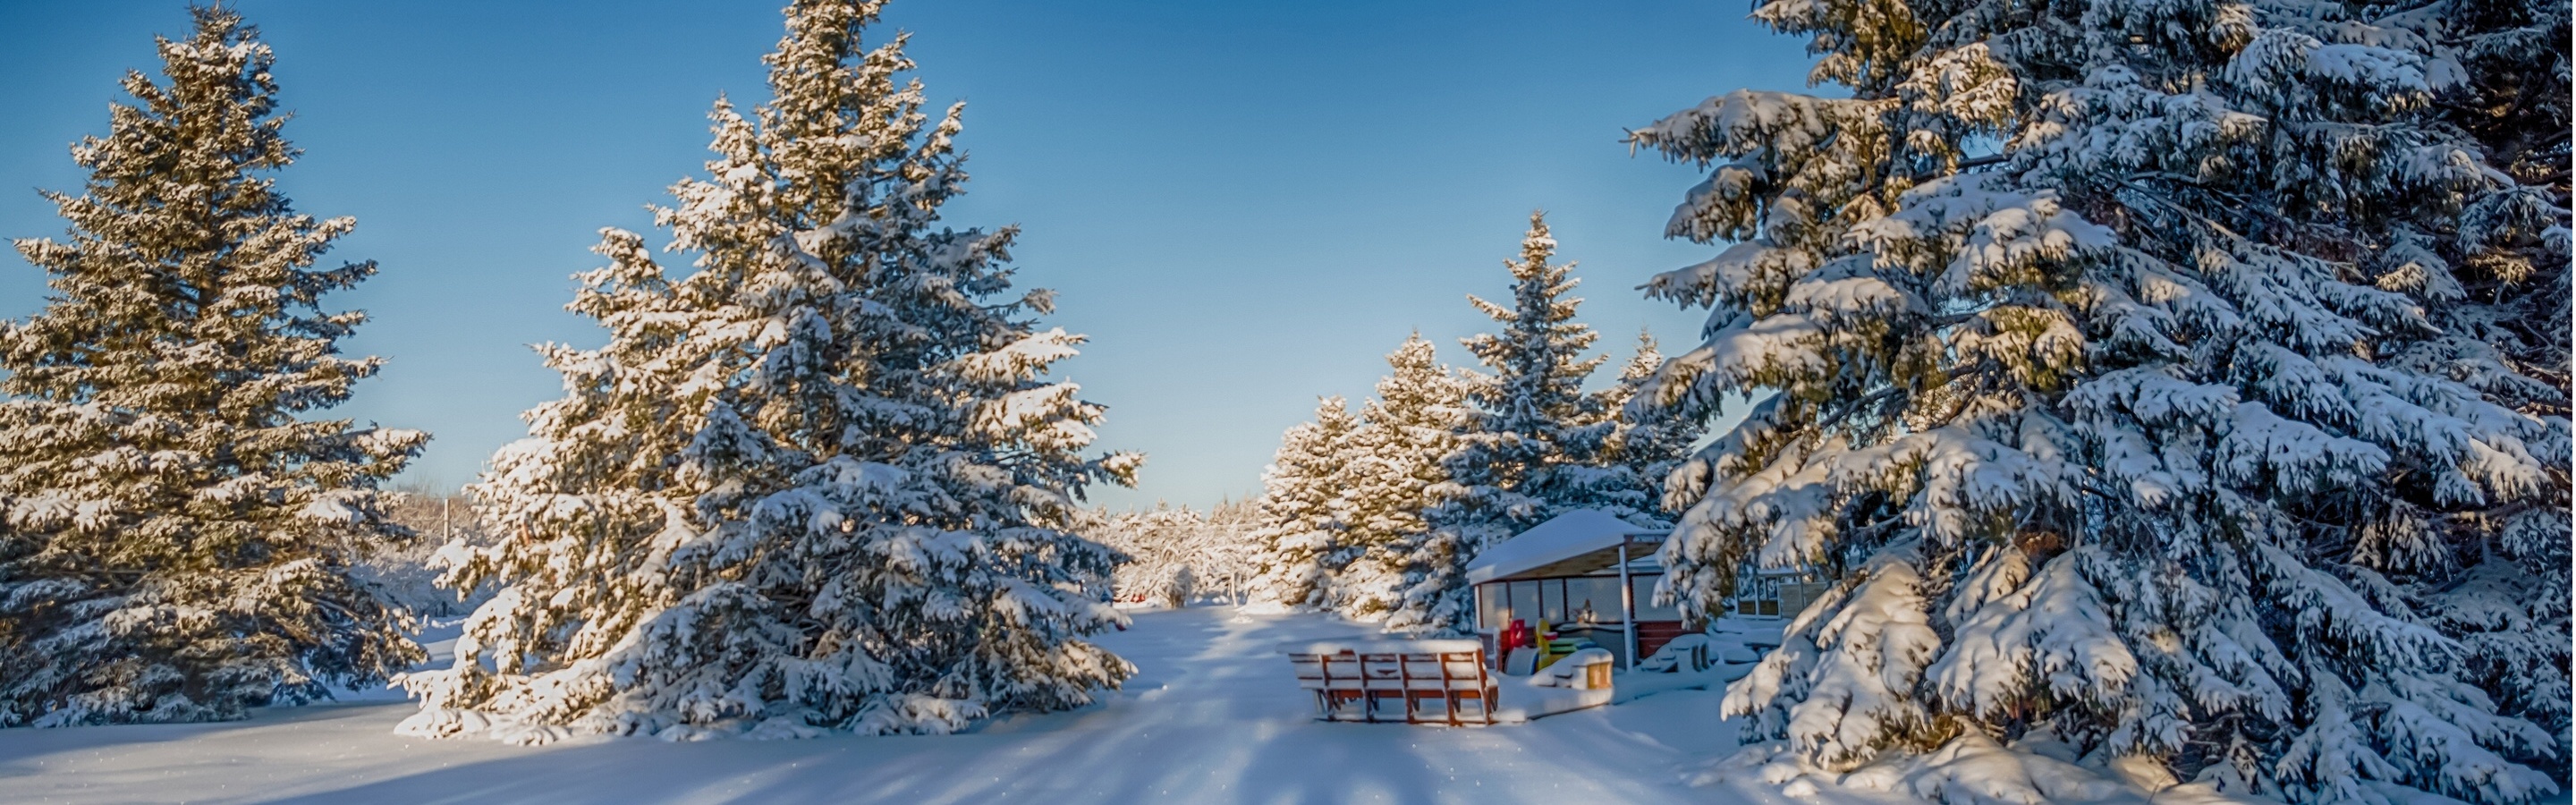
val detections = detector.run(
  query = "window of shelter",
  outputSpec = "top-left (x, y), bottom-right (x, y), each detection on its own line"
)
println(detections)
top-left (1566, 576), bottom-right (1621, 623)
top-left (1477, 584), bottom-right (1507, 631)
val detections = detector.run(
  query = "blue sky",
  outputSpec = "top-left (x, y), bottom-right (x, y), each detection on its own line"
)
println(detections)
top-left (0, 1), bottom-right (1812, 510)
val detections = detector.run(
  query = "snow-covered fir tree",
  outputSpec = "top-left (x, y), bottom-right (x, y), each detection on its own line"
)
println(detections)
top-left (1390, 214), bottom-right (1623, 634)
top-left (1599, 332), bottom-right (1707, 527)
top-left (0, 7), bottom-right (428, 727)
top-left (398, 0), bottom-right (1139, 742)
top-left (1626, 0), bottom-right (2568, 796)
top-left (1329, 334), bottom-right (1467, 621)
top-left (1241, 397), bottom-right (1358, 612)
top-left (2385, 0), bottom-right (2572, 760)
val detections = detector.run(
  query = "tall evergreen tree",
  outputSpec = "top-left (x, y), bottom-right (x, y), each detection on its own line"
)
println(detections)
top-left (1331, 334), bottom-right (1466, 621)
top-left (1241, 397), bottom-right (1357, 612)
top-left (1391, 214), bottom-right (1620, 634)
top-left (2385, 0), bottom-right (2572, 758)
top-left (0, 7), bottom-right (428, 726)
top-left (1627, 0), bottom-right (2567, 796)
top-left (398, 0), bottom-right (1138, 742)
top-left (1599, 332), bottom-right (1706, 526)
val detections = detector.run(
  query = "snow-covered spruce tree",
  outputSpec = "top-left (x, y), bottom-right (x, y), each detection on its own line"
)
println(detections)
top-left (2379, 0), bottom-right (2572, 760)
top-left (1599, 332), bottom-right (1707, 528)
top-left (1626, 0), bottom-right (2568, 798)
top-left (1329, 334), bottom-right (1467, 621)
top-left (0, 7), bottom-right (427, 727)
top-left (398, 0), bottom-right (1138, 742)
top-left (1241, 397), bottom-right (1358, 612)
top-left (1389, 214), bottom-right (1623, 635)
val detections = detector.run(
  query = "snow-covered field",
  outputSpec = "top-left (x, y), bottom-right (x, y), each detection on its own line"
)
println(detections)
top-left (0, 607), bottom-right (1801, 805)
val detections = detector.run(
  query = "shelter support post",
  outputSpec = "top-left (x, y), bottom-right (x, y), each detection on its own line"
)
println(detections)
top-left (1617, 542), bottom-right (1637, 673)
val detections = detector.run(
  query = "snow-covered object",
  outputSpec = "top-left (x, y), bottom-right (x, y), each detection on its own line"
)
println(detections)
top-left (1626, 0), bottom-right (2571, 796)
top-left (397, 0), bottom-right (1136, 741)
top-left (1496, 665), bottom-right (1617, 720)
top-left (1393, 214), bottom-right (1642, 635)
top-left (1241, 334), bottom-right (1472, 623)
top-left (1529, 648), bottom-right (1615, 690)
top-left (1640, 624), bottom-right (1790, 679)
top-left (0, 8), bottom-right (428, 726)
top-left (1638, 634), bottom-right (1714, 674)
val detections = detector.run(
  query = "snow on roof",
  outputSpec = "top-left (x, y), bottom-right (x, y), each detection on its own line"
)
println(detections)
top-left (1275, 639), bottom-right (1485, 656)
top-left (1463, 509), bottom-right (1669, 585)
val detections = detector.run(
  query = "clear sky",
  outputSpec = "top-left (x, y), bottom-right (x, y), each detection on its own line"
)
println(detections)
top-left (0, 0), bottom-right (1812, 511)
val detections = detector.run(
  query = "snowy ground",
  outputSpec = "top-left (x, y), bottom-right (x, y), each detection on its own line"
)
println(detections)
top-left (0, 606), bottom-right (1814, 805)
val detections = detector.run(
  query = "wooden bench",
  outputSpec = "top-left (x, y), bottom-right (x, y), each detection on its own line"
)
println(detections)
top-left (1281, 640), bottom-right (1498, 725)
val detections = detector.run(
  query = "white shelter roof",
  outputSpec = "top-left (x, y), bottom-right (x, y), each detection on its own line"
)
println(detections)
top-left (1274, 639), bottom-right (1484, 656)
top-left (1463, 509), bottom-right (1669, 585)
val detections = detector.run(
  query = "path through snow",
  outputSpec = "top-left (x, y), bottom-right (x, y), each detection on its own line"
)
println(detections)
top-left (0, 607), bottom-right (1795, 804)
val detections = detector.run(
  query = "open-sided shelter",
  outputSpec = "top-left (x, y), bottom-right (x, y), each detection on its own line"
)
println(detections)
top-left (1463, 509), bottom-right (1683, 671)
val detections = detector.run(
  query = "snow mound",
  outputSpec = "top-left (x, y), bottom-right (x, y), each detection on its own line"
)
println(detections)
top-left (1689, 733), bottom-right (2275, 805)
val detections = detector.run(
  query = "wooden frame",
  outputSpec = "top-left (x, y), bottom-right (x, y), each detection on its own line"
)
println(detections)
top-left (1286, 645), bottom-right (1498, 725)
